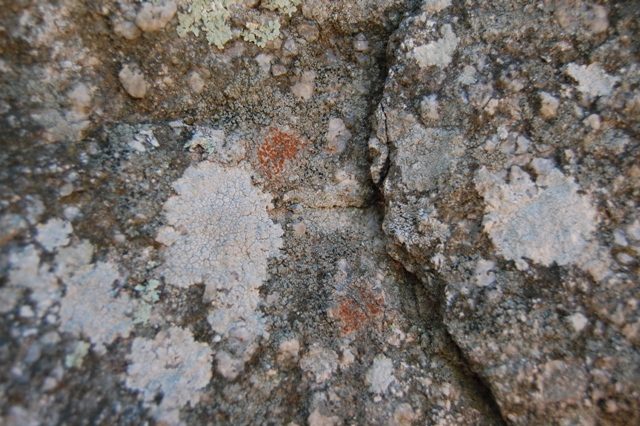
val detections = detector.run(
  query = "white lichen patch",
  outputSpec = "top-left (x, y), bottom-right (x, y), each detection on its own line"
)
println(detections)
top-left (54, 239), bottom-right (94, 281)
top-left (567, 62), bottom-right (619, 100)
top-left (366, 354), bottom-right (395, 394)
top-left (411, 24), bottom-right (458, 69)
top-left (59, 262), bottom-right (133, 355)
top-left (157, 161), bottom-right (282, 298)
top-left (157, 161), bottom-right (282, 368)
top-left (125, 327), bottom-right (213, 425)
top-left (35, 218), bottom-right (72, 252)
top-left (7, 244), bottom-right (59, 317)
top-left (475, 164), bottom-right (606, 276)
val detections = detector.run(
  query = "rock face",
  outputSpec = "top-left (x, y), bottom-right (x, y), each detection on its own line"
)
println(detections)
top-left (0, 0), bottom-right (638, 425)
top-left (374, 1), bottom-right (640, 424)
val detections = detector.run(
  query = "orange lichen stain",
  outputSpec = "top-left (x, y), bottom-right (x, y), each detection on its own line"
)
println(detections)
top-left (337, 289), bottom-right (384, 334)
top-left (257, 128), bottom-right (303, 178)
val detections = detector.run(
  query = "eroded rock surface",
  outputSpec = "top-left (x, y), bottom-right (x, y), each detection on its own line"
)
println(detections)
top-left (0, 0), bottom-right (638, 425)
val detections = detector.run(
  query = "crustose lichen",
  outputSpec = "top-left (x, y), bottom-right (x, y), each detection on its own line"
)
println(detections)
top-left (176, 0), bottom-right (301, 49)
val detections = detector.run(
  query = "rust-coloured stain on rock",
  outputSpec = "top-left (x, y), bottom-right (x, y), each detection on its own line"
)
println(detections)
top-left (337, 289), bottom-right (384, 334)
top-left (258, 128), bottom-right (303, 178)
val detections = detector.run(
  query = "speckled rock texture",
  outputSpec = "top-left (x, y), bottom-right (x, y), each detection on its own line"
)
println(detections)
top-left (374, 0), bottom-right (640, 424)
top-left (0, 0), bottom-right (638, 425)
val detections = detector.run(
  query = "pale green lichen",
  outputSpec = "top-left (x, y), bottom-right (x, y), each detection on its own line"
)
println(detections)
top-left (242, 20), bottom-right (281, 48)
top-left (177, 0), bottom-right (299, 49)
top-left (261, 0), bottom-right (301, 17)
top-left (176, 0), bottom-right (235, 49)
top-left (184, 127), bottom-right (224, 154)
top-left (133, 279), bottom-right (161, 325)
top-left (135, 279), bottom-right (161, 304)
top-left (64, 340), bottom-right (91, 369)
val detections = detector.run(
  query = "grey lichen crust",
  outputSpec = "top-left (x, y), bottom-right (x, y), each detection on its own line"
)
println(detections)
top-left (125, 326), bottom-right (213, 425)
top-left (59, 262), bottom-right (134, 355)
top-left (156, 161), bottom-right (283, 372)
top-left (475, 164), bottom-right (608, 276)
top-left (157, 161), bottom-right (283, 300)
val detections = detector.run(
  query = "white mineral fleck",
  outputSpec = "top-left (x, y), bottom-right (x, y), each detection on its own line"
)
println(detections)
top-left (567, 313), bottom-right (588, 332)
top-left (354, 33), bottom-right (369, 52)
top-left (135, 1), bottom-right (177, 32)
top-left (516, 135), bottom-right (531, 154)
top-left (188, 70), bottom-right (205, 94)
top-left (255, 53), bottom-right (274, 74)
top-left (539, 92), bottom-right (559, 118)
top-left (183, 127), bottom-right (224, 154)
top-left (272, 64), bottom-right (287, 76)
top-left (24, 195), bottom-right (45, 225)
top-left (308, 409), bottom-right (342, 426)
top-left (457, 65), bottom-right (477, 86)
top-left (628, 220), bottom-right (640, 241)
top-left (119, 65), bottom-right (148, 99)
top-left (64, 340), bottom-right (90, 368)
top-left (292, 221), bottom-right (307, 237)
top-left (19, 305), bottom-right (35, 318)
top-left (326, 117), bottom-right (351, 155)
top-left (215, 350), bottom-right (244, 379)
top-left (67, 83), bottom-right (93, 121)
top-left (340, 347), bottom-right (355, 368)
top-left (291, 71), bottom-right (317, 100)
top-left (617, 252), bottom-right (634, 265)
top-left (128, 139), bottom-right (146, 153)
top-left (613, 229), bottom-right (628, 246)
top-left (113, 20), bottom-right (140, 40)
top-left (584, 113), bottom-right (601, 130)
